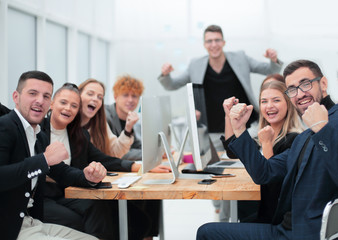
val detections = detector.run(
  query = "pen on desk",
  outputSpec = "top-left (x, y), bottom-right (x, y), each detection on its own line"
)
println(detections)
top-left (212, 174), bottom-right (236, 178)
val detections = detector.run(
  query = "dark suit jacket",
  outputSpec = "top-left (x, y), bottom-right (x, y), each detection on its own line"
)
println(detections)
top-left (105, 103), bottom-right (142, 160)
top-left (0, 111), bottom-right (93, 240)
top-left (0, 103), bottom-right (10, 116)
top-left (229, 104), bottom-right (338, 239)
top-left (222, 132), bottom-right (299, 223)
top-left (40, 117), bottom-right (134, 198)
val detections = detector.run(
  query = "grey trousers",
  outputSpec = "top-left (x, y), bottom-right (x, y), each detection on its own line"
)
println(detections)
top-left (18, 216), bottom-right (97, 240)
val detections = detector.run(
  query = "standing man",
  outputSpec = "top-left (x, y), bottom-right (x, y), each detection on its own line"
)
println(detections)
top-left (159, 24), bottom-right (283, 150)
top-left (197, 60), bottom-right (338, 240)
top-left (159, 24), bottom-right (283, 222)
top-left (0, 70), bottom-right (106, 240)
top-left (105, 75), bottom-right (144, 161)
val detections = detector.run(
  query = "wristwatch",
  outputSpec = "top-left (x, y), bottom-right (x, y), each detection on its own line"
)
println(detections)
top-left (124, 129), bottom-right (133, 137)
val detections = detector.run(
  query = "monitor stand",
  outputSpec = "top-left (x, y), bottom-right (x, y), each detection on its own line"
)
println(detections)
top-left (175, 127), bottom-right (211, 179)
top-left (143, 131), bottom-right (211, 184)
top-left (143, 132), bottom-right (179, 184)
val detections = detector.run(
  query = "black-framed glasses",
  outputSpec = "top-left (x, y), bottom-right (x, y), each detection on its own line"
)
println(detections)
top-left (285, 77), bottom-right (321, 98)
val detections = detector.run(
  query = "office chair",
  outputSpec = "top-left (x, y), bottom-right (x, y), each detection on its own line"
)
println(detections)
top-left (320, 198), bottom-right (338, 240)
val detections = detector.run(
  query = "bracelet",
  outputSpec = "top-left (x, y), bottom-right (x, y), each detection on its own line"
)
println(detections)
top-left (308, 120), bottom-right (328, 129)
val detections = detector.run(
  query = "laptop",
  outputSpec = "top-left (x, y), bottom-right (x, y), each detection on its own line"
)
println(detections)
top-left (181, 138), bottom-right (244, 175)
top-left (208, 151), bottom-right (244, 169)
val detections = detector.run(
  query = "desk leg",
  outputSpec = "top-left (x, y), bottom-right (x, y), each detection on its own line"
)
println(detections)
top-left (118, 200), bottom-right (128, 240)
top-left (230, 200), bottom-right (238, 223)
top-left (159, 200), bottom-right (165, 240)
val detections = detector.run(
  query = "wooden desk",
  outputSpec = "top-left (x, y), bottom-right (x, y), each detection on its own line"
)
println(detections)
top-left (65, 168), bottom-right (259, 200)
top-left (65, 168), bottom-right (259, 240)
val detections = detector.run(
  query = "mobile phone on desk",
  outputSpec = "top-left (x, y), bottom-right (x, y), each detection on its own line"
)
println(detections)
top-left (94, 182), bottom-right (112, 189)
top-left (107, 172), bottom-right (118, 176)
top-left (198, 179), bottom-right (217, 185)
top-left (212, 174), bottom-right (236, 178)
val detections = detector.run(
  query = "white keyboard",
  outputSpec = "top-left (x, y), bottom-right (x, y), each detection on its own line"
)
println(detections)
top-left (112, 175), bottom-right (142, 189)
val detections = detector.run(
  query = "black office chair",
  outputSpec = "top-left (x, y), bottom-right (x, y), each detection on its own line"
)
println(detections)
top-left (320, 199), bottom-right (338, 240)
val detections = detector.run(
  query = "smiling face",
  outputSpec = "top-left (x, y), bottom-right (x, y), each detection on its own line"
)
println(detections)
top-left (50, 89), bottom-right (80, 129)
top-left (260, 88), bottom-right (288, 128)
top-left (13, 78), bottom-right (53, 128)
top-left (285, 67), bottom-right (328, 115)
top-left (203, 32), bottom-right (225, 60)
top-left (80, 82), bottom-right (104, 124)
top-left (114, 91), bottom-right (140, 120)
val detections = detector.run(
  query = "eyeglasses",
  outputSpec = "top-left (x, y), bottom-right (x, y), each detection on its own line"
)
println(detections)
top-left (204, 38), bottom-right (224, 45)
top-left (284, 77), bottom-right (321, 98)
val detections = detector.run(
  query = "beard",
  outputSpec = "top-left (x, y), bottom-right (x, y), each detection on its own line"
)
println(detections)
top-left (296, 86), bottom-right (323, 117)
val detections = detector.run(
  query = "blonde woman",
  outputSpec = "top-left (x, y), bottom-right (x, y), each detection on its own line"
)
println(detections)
top-left (222, 79), bottom-right (302, 223)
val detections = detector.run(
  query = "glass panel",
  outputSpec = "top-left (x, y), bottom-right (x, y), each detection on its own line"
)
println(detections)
top-left (45, 21), bottom-right (67, 91)
top-left (8, 8), bottom-right (36, 108)
top-left (95, 40), bottom-right (109, 83)
top-left (77, 32), bottom-right (90, 83)
top-left (95, 40), bottom-right (109, 103)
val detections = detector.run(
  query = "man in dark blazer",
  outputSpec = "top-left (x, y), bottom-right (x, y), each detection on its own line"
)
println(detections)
top-left (0, 70), bottom-right (105, 240)
top-left (197, 60), bottom-right (338, 240)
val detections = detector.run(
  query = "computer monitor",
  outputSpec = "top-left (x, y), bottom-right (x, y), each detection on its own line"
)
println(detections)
top-left (181, 83), bottom-right (214, 171)
top-left (141, 95), bottom-right (179, 184)
top-left (179, 83), bottom-right (244, 172)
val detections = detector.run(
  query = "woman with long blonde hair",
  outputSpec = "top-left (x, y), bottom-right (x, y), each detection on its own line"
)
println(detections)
top-left (222, 76), bottom-right (302, 223)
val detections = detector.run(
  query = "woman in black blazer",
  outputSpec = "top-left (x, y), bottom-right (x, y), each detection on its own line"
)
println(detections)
top-left (222, 77), bottom-right (303, 223)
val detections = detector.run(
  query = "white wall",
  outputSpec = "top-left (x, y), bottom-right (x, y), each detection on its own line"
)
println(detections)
top-left (0, 0), bottom-right (114, 108)
top-left (1, 0), bottom-right (337, 112)
top-left (111, 0), bottom-right (338, 117)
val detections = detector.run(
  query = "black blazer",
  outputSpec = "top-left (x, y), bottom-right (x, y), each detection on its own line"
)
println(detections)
top-left (40, 117), bottom-right (134, 198)
top-left (0, 111), bottom-right (93, 240)
top-left (0, 102), bottom-right (10, 116)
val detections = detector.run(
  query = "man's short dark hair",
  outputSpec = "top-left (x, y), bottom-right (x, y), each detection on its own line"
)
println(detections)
top-left (16, 70), bottom-right (53, 93)
top-left (204, 25), bottom-right (223, 39)
top-left (283, 60), bottom-right (323, 79)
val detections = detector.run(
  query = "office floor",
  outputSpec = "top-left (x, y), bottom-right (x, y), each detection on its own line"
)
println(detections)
top-left (154, 200), bottom-right (217, 240)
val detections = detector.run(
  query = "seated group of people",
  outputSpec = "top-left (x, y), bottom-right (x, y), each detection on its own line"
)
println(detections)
top-left (0, 42), bottom-right (337, 240)
top-left (2, 58), bottom-right (337, 240)
top-left (0, 73), bottom-right (170, 240)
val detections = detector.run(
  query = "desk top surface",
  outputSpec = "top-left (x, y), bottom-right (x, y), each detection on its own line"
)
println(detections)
top-left (65, 166), bottom-right (260, 201)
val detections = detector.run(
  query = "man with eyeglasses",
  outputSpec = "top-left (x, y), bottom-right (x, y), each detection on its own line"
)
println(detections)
top-left (159, 24), bottom-right (283, 149)
top-left (197, 59), bottom-right (337, 240)
top-left (158, 24), bottom-right (283, 222)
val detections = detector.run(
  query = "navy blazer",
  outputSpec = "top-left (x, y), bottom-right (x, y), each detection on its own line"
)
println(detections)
top-left (0, 111), bottom-right (93, 240)
top-left (229, 104), bottom-right (338, 239)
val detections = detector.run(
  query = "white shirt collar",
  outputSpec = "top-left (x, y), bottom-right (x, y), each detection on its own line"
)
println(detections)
top-left (14, 108), bottom-right (41, 135)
